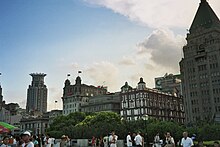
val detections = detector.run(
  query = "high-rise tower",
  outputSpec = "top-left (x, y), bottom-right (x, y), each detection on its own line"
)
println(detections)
top-left (180, 0), bottom-right (220, 123)
top-left (26, 73), bottom-right (47, 114)
top-left (0, 84), bottom-right (3, 110)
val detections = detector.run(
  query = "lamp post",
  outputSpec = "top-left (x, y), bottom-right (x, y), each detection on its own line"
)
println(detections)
top-left (142, 114), bottom-right (149, 147)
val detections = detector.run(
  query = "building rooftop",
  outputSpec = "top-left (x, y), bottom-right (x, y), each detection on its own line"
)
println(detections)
top-left (189, 0), bottom-right (220, 33)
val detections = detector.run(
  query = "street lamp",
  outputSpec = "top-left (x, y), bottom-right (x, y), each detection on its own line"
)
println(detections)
top-left (142, 114), bottom-right (149, 147)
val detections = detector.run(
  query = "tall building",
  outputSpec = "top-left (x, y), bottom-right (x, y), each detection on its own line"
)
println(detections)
top-left (180, 0), bottom-right (220, 123)
top-left (62, 76), bottom-right (107, 115)
top-left (155, 73), bottom-right (182, 95)
top-left (0, 85), bottom-right (3, 110)
top-left (120, 78), bottom-right (185, 123)
top-left (26, 73), bottom-right (47, 114)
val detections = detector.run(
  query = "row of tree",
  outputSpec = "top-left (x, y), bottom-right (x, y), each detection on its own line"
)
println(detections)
top-left (47, 111), bottom-right (220, 142)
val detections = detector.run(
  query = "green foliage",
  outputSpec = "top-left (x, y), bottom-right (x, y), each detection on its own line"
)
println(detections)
top-left (47, 111), bottom-right (220, 142)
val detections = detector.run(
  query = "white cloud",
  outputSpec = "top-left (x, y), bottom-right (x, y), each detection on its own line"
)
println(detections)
top-left (119, 56), bottom-right (136, 65)
top-left (137, 29), bottom-right (186, 71)
top-left (83, 0), bottom-right (220, 28)
top-left (85, 61), bottom-right (119, 91)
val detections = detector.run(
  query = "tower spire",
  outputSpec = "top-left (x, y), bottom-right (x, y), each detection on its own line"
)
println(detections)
top-left (189, 0), bottom-right (220, 33)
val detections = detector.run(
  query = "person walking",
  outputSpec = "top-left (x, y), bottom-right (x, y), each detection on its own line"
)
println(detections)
top-left (21, 131), bottom-right (34, 147)
top-left (154, 133), bottom-right (161, 147)
top-left (164, 132), bottom-right (175, 147)
top-left (126, 132), bottom-right (132, 147)
top-left (134, 132), bottom-right (143, 147)
top-left (180, 132), bottom-right (193, 147)
top-left (109, 131), bottom-right (118, 147)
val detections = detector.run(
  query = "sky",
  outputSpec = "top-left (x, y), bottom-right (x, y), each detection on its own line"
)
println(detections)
top-left (0, 0), bottom-right (220, 111)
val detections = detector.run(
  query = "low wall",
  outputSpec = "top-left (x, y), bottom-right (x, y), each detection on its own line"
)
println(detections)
top-left (69, 139), bottom-right (125, 147)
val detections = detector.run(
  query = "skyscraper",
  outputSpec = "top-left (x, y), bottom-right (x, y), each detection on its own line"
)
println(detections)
top-left (0, 84), bottom-right (3, 110)
top-left (180, 0), bottom-right (220, 123)
top-left (26, 73), bottom-right (47, 114)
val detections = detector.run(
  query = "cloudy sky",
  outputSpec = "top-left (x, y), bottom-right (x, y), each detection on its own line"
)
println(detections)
top-left (0, 0), bottom-right (220, 110)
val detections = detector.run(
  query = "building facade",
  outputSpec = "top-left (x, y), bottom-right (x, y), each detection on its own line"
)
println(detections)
top-left (180, 0), bottom-right (220, 123)
top-left (62, 76), bottom-right (107, 115)
top-left (20, 116), bottom-right (49, 135)
top-left (155, 73), bottom-right (182, 95)
top-left (81, 93), bottom-right (121, 114)
top-left (120, 78), bottom-right (185, 123)
top-left (26, 73), bottom-right (48, 114)
top-left (0, 85), bottom-right (3, 110)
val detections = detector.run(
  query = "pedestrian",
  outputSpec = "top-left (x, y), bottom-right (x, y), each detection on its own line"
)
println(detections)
top-left (99, 136), bottom-right (104, 147)
top-left (154, 133), bottom-right (161, 147)
top-left (0, 136), bottom-right (10, 147)
top-left (32, 135), bottom-right (39, 147)
top-left (91, 136), bottom-right (96, 147)
top-left (109, 131), bottom-right (118, 147)
top-left (60, 135), bottom-right (70, 147)
top-left (214, 141), bottom-right (219, 147)
top-left (134, 132), bottom-right (143, 147)
top-left (126, 132), bottom-right (132, 147)
top-left (103, 135), bottom-right (109, 147)
top-left (164, 132), bottom-right (175, 147)
top-left (180, 132), bottom-right (193, 147)
top-left (21, 131), bottom-right (34, 147)
top-left (132, 133), bottom-right (136, 147)
top-left (44, 134), bottom-right (54, 147)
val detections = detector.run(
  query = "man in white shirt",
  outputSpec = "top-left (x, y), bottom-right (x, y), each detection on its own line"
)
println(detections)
top-left (109, 131), bottom-right (118, 147)
top-left (134, 132), bottom-right (142, 147)
top-left (21, 131), bottom-right (34, 147)
top-left (126, 132), bottom-right (132, 147)
top-left (181, 132), bottom-right (194, 147)
top-left (44, 134), bottom-right (54, 147)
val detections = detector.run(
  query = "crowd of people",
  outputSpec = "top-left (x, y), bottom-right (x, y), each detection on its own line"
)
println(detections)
top-left (1, 130), bottom-right (219, 147)
top-left (0, 131), bottom-right (71, 147)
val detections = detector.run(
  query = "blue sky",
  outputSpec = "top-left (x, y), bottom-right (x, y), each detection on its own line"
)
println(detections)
top-left (0, 0), bottom-right (220, 110)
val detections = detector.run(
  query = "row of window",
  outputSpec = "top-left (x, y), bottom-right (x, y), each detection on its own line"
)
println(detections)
top-left (213, 88), bottom-right (220, 94)
top-left (122, 108), bottom-right (184, 117)
top-left (215, 106), bottom-right (220, 112)
top-left (63, 103), bottom-right (79, 109)
top-left (63, 109), bottom-right (78, 114)
top-left (63, 98), bottom-right (88, 103)
top-left (191, 99), bottom-right (199, 105)
top-left (214, 97), bottom-right (220, 103)
top-left (122, 99), bottom-right (181, 110)
top-left (121, 93), bottom-right (178, 103)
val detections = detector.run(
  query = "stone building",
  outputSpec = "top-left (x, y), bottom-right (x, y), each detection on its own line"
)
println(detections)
top-left (155, 73), bottom-right (181, 96)
top-left (180, 0), bottom-right (220, 123)
top-left (62, 76), bottom-right (107, 115)
top-left (120, 78), bottom-right (185, 123)
top-left (20, 116), bottom-right (49, 135)
top-left (26, 73), bottom-right (47, 114)
top-left (81, 92), bottom-right (121, 114)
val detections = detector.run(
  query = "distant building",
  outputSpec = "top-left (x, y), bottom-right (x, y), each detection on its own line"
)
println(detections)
top-left (180, 0), bottom-right (220, 123)
top-left (0, 106), bottom-right (11, 123)
top-left (20, 115), bottom-right (49, 135)
top-left (46, 109), bottom-right (62, 125)
top-left (26, 73), bottom-right (47, 114)
top-left (155, 73), bottom-right (182, 95)
top-left (62, 76), bottom-right (107, 115)
top-left (120, 78), bottom-right (185, 123)
top-left (81, 92), bottom-right (121, 114)
top-left (4, 103), bottom-right (20, 116)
